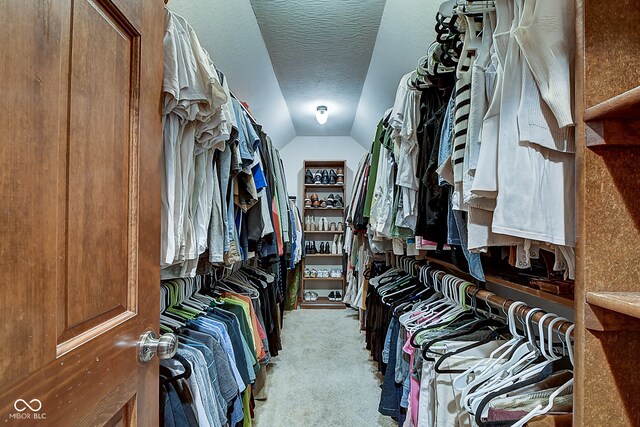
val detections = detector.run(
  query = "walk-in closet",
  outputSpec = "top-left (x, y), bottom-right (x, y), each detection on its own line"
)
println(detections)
top-left (2, 0), bottom-right (639, 426)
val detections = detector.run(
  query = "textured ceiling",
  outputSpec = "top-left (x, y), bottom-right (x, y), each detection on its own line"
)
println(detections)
top-left (250, 0), bottom-right (387, 136)
top-left (167, 0), bottom-right (296, 148)
top-left (351, 0), bottom-right (439, 147)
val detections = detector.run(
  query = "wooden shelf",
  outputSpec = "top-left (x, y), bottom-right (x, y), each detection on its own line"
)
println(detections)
top-left (303, 277), bottom-right (344, 281)
top-left (304, 230), bottom-right (344, 234)
top-left (304, 183), bottom-right (344, 189)
top-left (587, 292), bottom-right (640, 319)
top-left (425, 257), bottom-right (575, 308)
top-left (585, 86), bottom-right (640, 121)
top-left (304, 207), bottom-right (344, 211)
top-left (299, 297), bottom-right (345, 309)
top-left (305, 254), bottom-right (344, 257)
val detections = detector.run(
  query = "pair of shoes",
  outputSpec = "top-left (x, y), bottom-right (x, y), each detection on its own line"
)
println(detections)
top-left (330, 268), bottom-right (343, 278)
top-left (331, 234), bottom-right (343, 254)
top-left (305, 216), bottom-right (317, 231)
top-left (306, 241), bottom-right (319, 254)
top-left (305, 169), bottom-right (314, 184)
top-left (304, 291), bottom-right (319, 301)
top-left (328, 291), bottom-right (343, 301)
top-left (315, 269), bottom-right (330, 278)
top-left (316, 217), bottom-right (328, 231)
top-left (321, 169), bottom-right (330, 184)
top-left (318, 242), bottom-right (329, 254)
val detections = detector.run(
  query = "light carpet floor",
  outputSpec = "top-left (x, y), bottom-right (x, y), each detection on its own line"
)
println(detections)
top-left (253, 309), bottom-right (396, 427)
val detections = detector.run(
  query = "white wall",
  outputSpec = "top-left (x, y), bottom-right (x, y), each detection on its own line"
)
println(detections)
top-left (279, 136), bottom-right (367, 210)
top-left (350, 0), bottom-right (439, 147)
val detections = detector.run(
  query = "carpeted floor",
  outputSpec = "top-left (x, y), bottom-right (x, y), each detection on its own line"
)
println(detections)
top-left (253, 309), bottom-right (396, 427)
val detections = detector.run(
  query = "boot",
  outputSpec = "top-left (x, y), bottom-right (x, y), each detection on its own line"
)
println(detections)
top-left (305, 169), bottom-right (314, 184)
top-left (332, 234), bottom-right (339, 254)
top-left (321, 169), bottom-right (329, 184)
top-left (312, 241), bottom-right (318, 254)
top-left (329, 170), bottom-right (337, 184)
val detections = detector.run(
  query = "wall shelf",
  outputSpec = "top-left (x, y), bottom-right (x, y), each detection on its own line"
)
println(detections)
top-left (299, 297), bottom-right (345, 309)
top-left (304, 184), bottom-right (344, 189)
top-left (584, 87), bottom-right (640, 121)
top-left (305, 254), bottom-right (343, 258)
top-left (586, 292), bottom-right (640, 320)
top-left (303, 277), bottom-right (344, 281)
top-left (304, 207), bottom-right (344, 211)
top-left (304, 230), bottom-right (344, 234)
top-left (425, 257), bottom-right (574, 308)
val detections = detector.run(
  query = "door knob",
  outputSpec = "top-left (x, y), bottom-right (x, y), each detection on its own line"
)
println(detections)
top-left (138, 331), bottom-right (178, 362)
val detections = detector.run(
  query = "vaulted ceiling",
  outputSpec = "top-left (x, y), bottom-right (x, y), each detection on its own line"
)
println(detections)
top-left (167, 0), bottom-right (439, 148)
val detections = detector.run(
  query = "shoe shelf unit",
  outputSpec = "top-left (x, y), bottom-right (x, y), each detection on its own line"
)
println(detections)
top-left (301, 160), bottom-right (346, 309)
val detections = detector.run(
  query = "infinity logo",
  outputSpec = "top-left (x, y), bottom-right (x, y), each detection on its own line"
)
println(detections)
top-left (14, 399), bottom-right (42, 412)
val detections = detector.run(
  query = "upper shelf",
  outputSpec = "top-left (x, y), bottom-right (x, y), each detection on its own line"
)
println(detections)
top-left (586, 292), bottom-right (640, 320)
top-left (584, 86), bottom-right (640, 121)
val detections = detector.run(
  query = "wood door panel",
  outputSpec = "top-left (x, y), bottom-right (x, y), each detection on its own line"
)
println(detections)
top-left (0, 0), bottom-right (70, 391)
top-left (0, 320), bottom-right (139, 426)
top-left (60, 0), bottom-right (141, 343)
top-left (1, 0), bottom-right (163, 424)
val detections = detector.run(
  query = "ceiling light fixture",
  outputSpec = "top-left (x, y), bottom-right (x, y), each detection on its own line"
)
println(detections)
top-left (316, 105), bottom-right (328, 125)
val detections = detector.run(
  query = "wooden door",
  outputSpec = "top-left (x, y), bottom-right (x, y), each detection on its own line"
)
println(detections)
top-left (0, 0), bottom-right (164, 425)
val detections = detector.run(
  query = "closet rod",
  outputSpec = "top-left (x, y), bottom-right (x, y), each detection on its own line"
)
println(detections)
top-left (393, 256), bottom-right (574, 335)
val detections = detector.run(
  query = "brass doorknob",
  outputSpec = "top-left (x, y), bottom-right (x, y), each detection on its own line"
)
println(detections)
top-left (138, 331), bottom-right (178, 362)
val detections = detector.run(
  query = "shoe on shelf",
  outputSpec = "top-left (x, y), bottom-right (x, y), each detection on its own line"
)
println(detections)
top-left (328, 291), bottom-right (337, 301)
top-left (336, 175), bottom-right (344, 184)
top-left (314, 171), bottom-right (322, 184)
top-left (310, 291), bottom-right (319, 301)
top-left (305, 169), bottom-right (314, 184)
top-left (312, 241), bottom-right (319, 254)
top-left (322, 217), bottom-right (329, 231)
top-left (337, 221), bottom-right (343, 231)
top-left (329, 170), bottom-right (338, 184)
top-left (335, 291), bottom-right (342, 301)
top-left (304, 268), bottom-right (310, 278)
top-left (321, 169), bottom-right (330, 184)
top-left (336, 167), bottom-right (344, 176)
top-left (311, 269), bottom-right (318, 278)
top-left (329, 222), bottom-right (337, 232)
top-left (320, 199), bottom-right (327, 208)
top-left (332, 234), bottom-right (339, 253)
top-left (334, 195), bottom-right (344, 207)
top-left (320, 242), bottom-right (326, 254)
top-left (337, 235), bottom-right (343, 253)
top-left (304, 197), bottom-right (311, 208)
top-left (304, 292), bottom-right (313, 301)
top-left (311, 193), bottom-right (319, 202)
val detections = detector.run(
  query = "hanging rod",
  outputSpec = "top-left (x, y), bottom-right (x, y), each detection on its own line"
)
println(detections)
top-left (393, 255), bottom-right (574, 335)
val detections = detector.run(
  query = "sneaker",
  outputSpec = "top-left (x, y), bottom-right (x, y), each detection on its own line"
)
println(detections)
top-left (320, 200), bottom-right (327, 208)
top-left (329, 170), bottom-right (338, 184)
top-left (304, 197), bottom-right (311, 208)
top-left (314, 171), bottom-right (322, 184)
top-left (337, 175), bottom-right (344, 184)
top-left (304, 268), bottom-right (311, 278)
top-left (305, 169), bottom-right (314, 184)
top-left (337, 221), bottom-right (343, 231)
top-left (336, 167), bottom-right (344, 176)
top-left (321, 169), bottom-right (329, 184)
top-left (304, 292), bottom-right (313, 301)
top-left (311, 269), bottom-right (318, 278)
top-left (330, 222), bottom-right (336, 231)
top-left (328, 291), bottom-right (336, 301)
top-left (334, 195), bottom-right (344, 207)
top-left (335, 291), bottom-right (342, 301)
